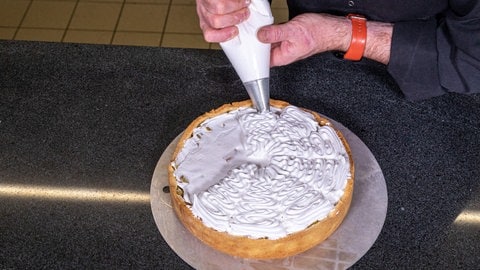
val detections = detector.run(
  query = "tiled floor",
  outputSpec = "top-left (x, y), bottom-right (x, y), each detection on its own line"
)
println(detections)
top-left (0, 0), bottom-right (289, 49)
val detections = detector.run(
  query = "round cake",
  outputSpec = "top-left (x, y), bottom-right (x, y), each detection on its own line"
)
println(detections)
top-left (168, 99), bottom-right (354, 259)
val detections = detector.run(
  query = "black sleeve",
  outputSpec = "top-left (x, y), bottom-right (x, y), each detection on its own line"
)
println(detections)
top-left (387, 0), bottom-right (480, 100)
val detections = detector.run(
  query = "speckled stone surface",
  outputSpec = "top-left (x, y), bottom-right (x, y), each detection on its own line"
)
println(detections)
top-left (1, 40), bottom-right (479, 269)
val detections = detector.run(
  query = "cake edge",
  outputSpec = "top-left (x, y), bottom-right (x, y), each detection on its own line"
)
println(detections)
top-left (168, 99), bottom-right (355, 259)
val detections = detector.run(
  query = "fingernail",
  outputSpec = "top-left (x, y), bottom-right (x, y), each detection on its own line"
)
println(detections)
top-left (257, 29), bottom-right (266, 41)
top-left (243, 9), bottom-right (250, 20)
top-left (236, 9), bottom-right (249, 24)
top-left (228, 27), bottom-right (239, 40)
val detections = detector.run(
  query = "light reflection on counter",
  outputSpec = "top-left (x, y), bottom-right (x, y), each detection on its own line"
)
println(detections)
top-left (0, 183), bottom-right (150, 204)
top-left (453, 210), bottom-right (480, 226)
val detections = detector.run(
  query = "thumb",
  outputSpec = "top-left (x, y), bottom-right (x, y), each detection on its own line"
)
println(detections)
top-left (257, 24), bottom-right (291, 44)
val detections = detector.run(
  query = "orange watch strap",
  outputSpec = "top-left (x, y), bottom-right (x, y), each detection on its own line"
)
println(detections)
top-left (344, 14), bottom-right (367, 61)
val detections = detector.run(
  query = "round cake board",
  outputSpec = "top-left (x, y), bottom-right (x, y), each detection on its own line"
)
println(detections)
top-left (151, 116), bottom-right (388, 270)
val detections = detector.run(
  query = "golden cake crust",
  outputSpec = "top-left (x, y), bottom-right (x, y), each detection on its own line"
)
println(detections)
top-left (168, 99), bottom-right (354, 259)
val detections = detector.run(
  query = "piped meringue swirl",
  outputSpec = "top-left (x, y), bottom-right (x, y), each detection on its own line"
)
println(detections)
top-left (173, 105), bottom-right (350, 240)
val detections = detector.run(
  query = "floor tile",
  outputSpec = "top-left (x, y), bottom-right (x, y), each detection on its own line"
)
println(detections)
top-left (271, 0), bottom-right (288, 9)
top-left (125, 0), bottom-right (170, 3)
top-left (69, 2), bottom-right (122, 31)
top-left (0, 27), bottom-right (16, 39)
top-left (209, 42), bottom-right (221, 50)
top-left (112, 31), bottom-right (161, 47)
top-left (63, 29), bottom-right (113, 44)
top-left (272, 8), bottom-right (289, 23)
top-left (165, 5), bottom-right (202, 34)
top-left (22, 0), bottom-right (76, 29)
top-left (171, 0), bottom-right (196, 4)
top-left (0, 0), bottom-right (288, 48)
top-left (117, 3), bottom-right (168, 32)
top-left (15, 28), bottom-right (64, 42)
top-left (0, 0), bottom-right (30, 27)
top-left (161, 33), bottom-right (209, 49)
top-left (78, 0), bottom-right (123, 2)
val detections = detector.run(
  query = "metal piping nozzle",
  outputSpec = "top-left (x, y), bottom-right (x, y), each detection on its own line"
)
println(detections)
top-left (244, 78), bottom-right (270, 113)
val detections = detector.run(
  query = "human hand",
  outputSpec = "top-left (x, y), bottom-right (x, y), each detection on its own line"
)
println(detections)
top-left (257, 13), bottom-right (393, 66)
top-left (196, 0), bottom-right (251, 43)
top-left (257, 13), bottom-right (351, 67)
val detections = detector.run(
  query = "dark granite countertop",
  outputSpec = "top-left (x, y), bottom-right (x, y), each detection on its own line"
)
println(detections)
top-left (1, 40), bottom-right (479, 269)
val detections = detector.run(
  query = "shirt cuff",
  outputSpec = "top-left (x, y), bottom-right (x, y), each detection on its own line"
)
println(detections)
top-left (387, 20), bottom-right (446, 101)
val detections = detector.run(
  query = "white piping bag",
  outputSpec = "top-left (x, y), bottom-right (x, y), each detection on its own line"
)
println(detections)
top-left (220, 0), bottom-right (274, 112)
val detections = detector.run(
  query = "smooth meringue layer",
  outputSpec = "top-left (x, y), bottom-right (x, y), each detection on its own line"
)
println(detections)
top-left (173, 105), bottom-right (350, 239)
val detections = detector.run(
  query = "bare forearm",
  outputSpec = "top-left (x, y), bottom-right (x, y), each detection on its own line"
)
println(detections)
top-left (331, 16), bottom-right (393, 64)
top-left (364, 21), bottom-right (393, 64)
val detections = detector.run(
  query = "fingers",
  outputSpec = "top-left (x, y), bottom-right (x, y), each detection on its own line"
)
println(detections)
top-left (201, 25), bottom-right (239, 43)
top-left (258, 16), bottom-right (324, 67)
top-left (198, 4), bottom-right (250, 30)
top-left (257, 23), bottom-right (293, 44)
top-left (257, 24), bottom-right (300, 66)
top-left (270, 42), bottom-right (295, 67)
top-left (201, 0), bottom-right (250, 15)
top-left (197, 0), bottom-right (251, 43)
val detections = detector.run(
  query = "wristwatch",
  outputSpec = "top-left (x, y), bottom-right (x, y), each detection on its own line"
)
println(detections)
top-left (343, 14), bottom-right (367, 61)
